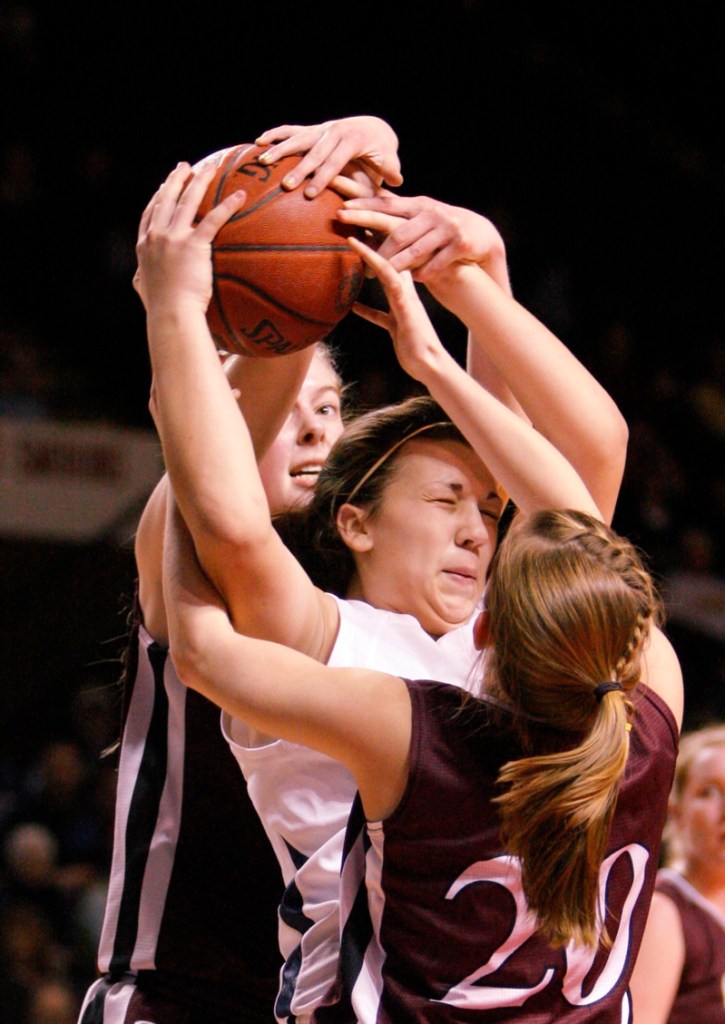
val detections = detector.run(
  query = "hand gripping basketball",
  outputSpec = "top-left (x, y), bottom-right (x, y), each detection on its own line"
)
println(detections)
top-left (193, 144), bottom-right (364, 357)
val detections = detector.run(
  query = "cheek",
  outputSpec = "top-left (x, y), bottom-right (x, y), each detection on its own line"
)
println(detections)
top-left (681, 802), bottom-right (716, 838)
top-left (258, 447), bottom-right (294, 511)
top-left (329, 416), bottom-right (345, 447)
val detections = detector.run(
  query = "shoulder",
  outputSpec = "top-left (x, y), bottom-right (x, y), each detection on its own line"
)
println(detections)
top-left (641, 625), bottom-right (684, 730)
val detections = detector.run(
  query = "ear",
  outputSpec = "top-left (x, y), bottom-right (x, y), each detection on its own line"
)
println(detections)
top-left (336, 502), bottom-right (374, 553)
top-left (473, 610), bottom-right (491, 651)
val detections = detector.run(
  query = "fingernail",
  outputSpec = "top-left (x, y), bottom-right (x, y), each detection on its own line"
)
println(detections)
top-left (258, 151), bottom-right (271, 163)
top-left (304, 185), bottom-right (318, 198)
top-left (283, 175), bottom-right (297, 188)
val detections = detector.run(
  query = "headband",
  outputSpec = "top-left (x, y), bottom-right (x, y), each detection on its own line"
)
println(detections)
top-left (346, 421), bottom-right (452, 504)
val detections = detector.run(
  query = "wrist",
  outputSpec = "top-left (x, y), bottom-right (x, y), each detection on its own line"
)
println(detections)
top-left (146, 300), bottom-right (210, 331)
top-left (425, 263), bottom-right (479, 307)
top-left (406, 337), bottom-right (459, 392)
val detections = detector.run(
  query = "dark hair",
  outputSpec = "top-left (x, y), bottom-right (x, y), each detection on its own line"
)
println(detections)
top-left (274, 395), bottom-right (467, 594)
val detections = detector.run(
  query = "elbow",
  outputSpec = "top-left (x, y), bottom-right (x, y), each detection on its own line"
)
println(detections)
top-left (168, 628), bottom-right (209, 697)
top-left (194, 493), bottom-right (272, 554)
top-left (594, 406), bottom-right (629, 478)
top-left (610, 411), bottom-right (629, 480)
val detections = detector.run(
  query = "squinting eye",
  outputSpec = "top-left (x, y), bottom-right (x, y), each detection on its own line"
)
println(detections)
top-left (480, 509), bottom-right (501, 522)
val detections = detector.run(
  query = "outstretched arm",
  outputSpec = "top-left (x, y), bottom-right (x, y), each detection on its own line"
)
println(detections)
top-left (350, 236), bottom-right (601, 519)
top-left (135, 161), bottom-right (332, 655)
top-left (340, 195), bottom-right (627, 523)
top-left (163, 496), bottom-right (411, 821)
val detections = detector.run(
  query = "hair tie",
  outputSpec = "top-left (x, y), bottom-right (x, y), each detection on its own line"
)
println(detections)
top-left (593, 681), bottom-right (624, 702)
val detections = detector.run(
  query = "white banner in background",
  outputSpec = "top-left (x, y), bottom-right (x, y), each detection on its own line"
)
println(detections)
top-left (0, 417), bottom-right (163, 542)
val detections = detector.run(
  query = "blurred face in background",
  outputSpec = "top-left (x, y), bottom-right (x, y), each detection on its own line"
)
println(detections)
top-left (671, 742), bottom-right (725, 876)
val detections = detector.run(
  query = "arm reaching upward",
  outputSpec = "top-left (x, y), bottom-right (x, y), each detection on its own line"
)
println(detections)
top-left (340, 194), bottom-right (627, 523)
top-left (349, 236), bottom-right (601, 519)
top-left (135, 161), bottom-right (334, 655)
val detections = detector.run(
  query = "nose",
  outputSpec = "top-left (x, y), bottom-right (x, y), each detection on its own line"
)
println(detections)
top-left (456, 500), bottom-right (489, 552)
top-left (296, 406), bottom-right (326, 446)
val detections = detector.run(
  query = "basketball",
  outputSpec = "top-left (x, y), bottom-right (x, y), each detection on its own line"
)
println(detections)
top-left (193, 143), bottom-right (364, 357)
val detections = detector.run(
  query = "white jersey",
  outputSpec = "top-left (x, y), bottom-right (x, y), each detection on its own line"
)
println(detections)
top-left (222, 596), bottom-right (479, 1023)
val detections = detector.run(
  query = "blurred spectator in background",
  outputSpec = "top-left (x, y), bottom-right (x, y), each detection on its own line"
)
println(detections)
top-left (630, 723), bottom-right (725, 1023)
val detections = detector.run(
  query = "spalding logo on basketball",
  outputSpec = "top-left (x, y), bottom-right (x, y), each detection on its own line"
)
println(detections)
top-left (193, 143), bottom-right (364, 357)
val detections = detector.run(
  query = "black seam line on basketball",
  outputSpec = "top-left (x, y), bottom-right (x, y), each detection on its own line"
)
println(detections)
top-left (214, 244), bottom-right (352, 253)
top-left (226, 185), bottom-right (287, 223)
top-left (214, 275), bottom-right (337, 328)
top-left (214, 144), bottom-right (257, 206)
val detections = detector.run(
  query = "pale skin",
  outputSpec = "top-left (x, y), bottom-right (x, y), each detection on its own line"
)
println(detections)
top-left (136, 346), bottom-right (344, 643)
top-left (134, 116), bottom-right (397, 642)
top-left (255, 115), bottom-right (404, 197)
top-left (256, 346), bottom-right (344, 512)
top-left (337, 193), bottom-right (627, 524)
top-left (138, 164), bottom-right (605, 657)
top-left (251, 115), bottom-right (627, 522)
top-left (161, 243), bottom-right (681, 821)
top-left (630, 741), bottom-right (725, 1022)
top-left (137, 137), bottom-right (627, 659)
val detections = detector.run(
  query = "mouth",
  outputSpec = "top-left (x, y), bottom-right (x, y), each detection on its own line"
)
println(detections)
top-left (290, 464), bottom-right (323, 487)
top-left (443, 568), bottom-right (478, 586)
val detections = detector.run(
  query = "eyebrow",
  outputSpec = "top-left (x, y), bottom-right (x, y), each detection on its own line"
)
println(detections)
top-left (440, 481), bottom-right (501, 504)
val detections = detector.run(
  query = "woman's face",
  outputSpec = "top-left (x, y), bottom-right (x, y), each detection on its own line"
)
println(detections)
top-left (258, 349), bottom-right (344, 515)
top-left (672, 743), bottom-right (725, 876)
top-left (345, 438), bottom-right (502, 637)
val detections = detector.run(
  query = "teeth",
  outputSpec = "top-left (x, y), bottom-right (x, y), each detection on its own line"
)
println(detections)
top-left (291, 467), bottom-right (321, 478)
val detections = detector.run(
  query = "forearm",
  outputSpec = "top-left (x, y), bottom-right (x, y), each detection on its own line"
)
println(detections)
top-left (414, 339), bottom-right (599, 517)
top-left (433, 267), bottom-right (627, 523)
top-left (146, 304), bottom-right (277, 582)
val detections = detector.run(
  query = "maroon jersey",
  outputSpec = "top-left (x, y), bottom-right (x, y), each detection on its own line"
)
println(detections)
top-left (655, 869), bottom-right (725, 1023)
top-left (82, 620), bottom-right (283, 1022)
top-left (323, 680), bottom-right (678, 1023)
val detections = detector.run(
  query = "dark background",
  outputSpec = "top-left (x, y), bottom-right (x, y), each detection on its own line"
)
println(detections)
top-left (1, 2), bottom-right (724, 743)
top-left (1, 3), bottom-right (724, 1018)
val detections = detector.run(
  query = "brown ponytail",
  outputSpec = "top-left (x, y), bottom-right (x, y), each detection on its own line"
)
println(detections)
top-left (485, 509), bottom-right (661, 947)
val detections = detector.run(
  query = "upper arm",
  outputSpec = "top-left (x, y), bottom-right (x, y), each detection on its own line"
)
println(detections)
top-left (205, 521), bottom-right (336, 659)
top-left (629, 890), bottom-right (685, 1023)
top-left (641, 626), bottom-right (684, 731)
top-left (171, 605), bottom-right (411, 819)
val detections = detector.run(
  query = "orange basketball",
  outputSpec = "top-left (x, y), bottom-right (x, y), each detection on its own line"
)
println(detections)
top-left (193, 143), bottom-right (364, 357)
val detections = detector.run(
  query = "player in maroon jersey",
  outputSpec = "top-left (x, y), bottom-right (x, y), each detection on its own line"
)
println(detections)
top-left (631, 723), bottom-right (725, 1023)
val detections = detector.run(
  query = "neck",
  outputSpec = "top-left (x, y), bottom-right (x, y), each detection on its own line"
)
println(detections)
top-left (683, 863), bottom-right (725, 911)
top-left (345, 573), bottom-right (365, 600)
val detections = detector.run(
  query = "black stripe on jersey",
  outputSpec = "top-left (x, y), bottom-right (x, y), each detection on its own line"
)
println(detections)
top-left (276, 839), bottom-right (316, 1022)
top-left (78, 980), bottom-right (110, 1024)
top-left (109, 642), bottom-right (170, 975)
top-left (335, 796), bottom-right (372, 1014)
top-left (276, 943), bottom-right (303, 1022)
